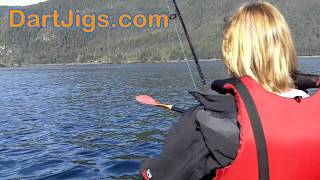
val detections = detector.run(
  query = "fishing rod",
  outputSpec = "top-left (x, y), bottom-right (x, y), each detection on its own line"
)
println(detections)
top-left (134, 0), bottom-right (205, 114)
top-left (171, 0), bottom-right (206, 85)
top-left (135, 0), bottom-right (205, 114)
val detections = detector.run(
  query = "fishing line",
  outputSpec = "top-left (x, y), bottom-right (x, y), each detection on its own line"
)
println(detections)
top-left (166, 0), bottom-right (197, 89)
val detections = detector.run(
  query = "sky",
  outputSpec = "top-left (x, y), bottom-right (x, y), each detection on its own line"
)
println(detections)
top-left (0, 0), bottom-right (48, 6)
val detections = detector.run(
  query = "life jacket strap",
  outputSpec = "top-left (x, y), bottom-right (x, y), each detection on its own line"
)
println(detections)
top-left (233, 80), bottom-right (270, 180)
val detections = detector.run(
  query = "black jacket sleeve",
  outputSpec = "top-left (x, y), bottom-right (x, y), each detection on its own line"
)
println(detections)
top-left (140, 106), bottom-right (218, 180)
top-left (140, 91), bottom-right (240, 180)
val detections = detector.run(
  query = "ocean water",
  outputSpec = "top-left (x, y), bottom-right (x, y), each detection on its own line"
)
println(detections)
top-left (0, 59), bottom-right (319, 179)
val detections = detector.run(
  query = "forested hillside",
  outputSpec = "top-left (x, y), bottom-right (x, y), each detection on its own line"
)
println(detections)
top-left (0, 0), bottom-right (319, 65)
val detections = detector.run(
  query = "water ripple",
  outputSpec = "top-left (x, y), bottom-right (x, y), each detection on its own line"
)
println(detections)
top-left (0, 59), bottom-right (318, 179)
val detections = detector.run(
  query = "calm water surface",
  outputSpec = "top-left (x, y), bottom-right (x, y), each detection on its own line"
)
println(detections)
top-left (0, 59), bottom-right (319, 179)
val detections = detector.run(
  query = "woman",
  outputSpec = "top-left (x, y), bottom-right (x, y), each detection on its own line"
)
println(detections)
top-left (141, 1), bottom-right (320, 180)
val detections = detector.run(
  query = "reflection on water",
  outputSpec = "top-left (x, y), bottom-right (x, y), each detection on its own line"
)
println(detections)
top-left (0, 59), bottom-right (319, 179)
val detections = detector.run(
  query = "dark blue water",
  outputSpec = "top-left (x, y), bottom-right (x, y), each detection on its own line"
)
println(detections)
top-left (0, 59), bottom-right (319, 179)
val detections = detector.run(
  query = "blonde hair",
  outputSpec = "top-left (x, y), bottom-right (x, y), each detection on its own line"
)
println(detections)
top-left (222, 1), bottom-right (297, 93)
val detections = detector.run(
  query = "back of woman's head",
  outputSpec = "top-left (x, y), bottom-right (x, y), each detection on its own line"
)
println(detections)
top-left (222, 1), bottom-right (297, 93)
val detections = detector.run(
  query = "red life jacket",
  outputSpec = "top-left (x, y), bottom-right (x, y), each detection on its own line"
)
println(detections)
top-left (214, 76), bottom-right (320, 180)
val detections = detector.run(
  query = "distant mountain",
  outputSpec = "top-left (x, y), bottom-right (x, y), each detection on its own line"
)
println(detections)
top-left (0, 0), bottom-right (319, 65)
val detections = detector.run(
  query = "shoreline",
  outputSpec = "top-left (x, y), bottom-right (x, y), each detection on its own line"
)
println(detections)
top-left (0, 59), bottom-right (219, 68)
top-left (1, 55), bottom-right (319, 68)
top-left (298, 55), bottom-right (320, 58)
